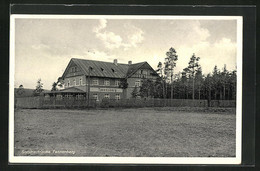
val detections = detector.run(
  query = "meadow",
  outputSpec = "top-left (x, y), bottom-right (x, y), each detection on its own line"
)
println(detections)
top-left (14, 107), bottom-right (236, 157)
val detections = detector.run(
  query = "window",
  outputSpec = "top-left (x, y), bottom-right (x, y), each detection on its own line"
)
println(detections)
top-left (67, 80), bottom-right (70, 87)
top-left (70, 67), bottom-right (73, 73)
top-left (44, 95), bottom-right (50, 100)
top-left (92, 79), bottom-right (99, 85)
top-left (76, 94), bottom-right (84, 100)
top-left (71, 66), bottom-right (79, 73)
top-left (115, 80), bottom-right (120, 86)
top-left (101, 67), bottom-right (104, 71)
top-left (140, 70), bottom-right (143, 74)
top-left (135, 80), bottom-right (141, 87)
top-left (73, 79), bottom-right (76, 86)
top-left (79, 78), bottom-right (82, 85)
top-left (56, 94), bottom-right (63, 100)
top-left (92, 94), bottom-right (98, 101)
top-left (115, 94), bottom-right (120, 100)
top-left (104, 94), bottom-right (110, 99)
top-left (65, 94), bottom-right (73, 99)
top-left (104, 80), bottom-right (110, 86)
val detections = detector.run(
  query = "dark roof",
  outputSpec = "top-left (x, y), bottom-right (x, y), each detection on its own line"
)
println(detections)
top-left (45, 87), bottom-right (85, 94)
top-left (62, 58), bottom-right (156, 79)
top-left (126, 62), bottom-right (146, 78)
top-left (70, 58), bottom-right (129, 78)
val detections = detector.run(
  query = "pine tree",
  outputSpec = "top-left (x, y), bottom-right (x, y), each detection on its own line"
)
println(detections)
top-left (185, 53), bottom-right (201, 100)
top-left (195, 67), bottom-right (203, 99)
top-left (33, 79), bottom-right (43, 96)
top-left (51, 82), bottom-right (58, 91)
top-left (156, 62), bottom-right (166, 98)
top-left (212, 66), bottom-right (220, 100)
top-left (154, 77), bottom-right (164, 98)
top-left (220, 64), bottom-right (228, 100)
top-left (204, 74), bottom-right (213, 106)
top-left (164, 47), bottom-right (178, 99)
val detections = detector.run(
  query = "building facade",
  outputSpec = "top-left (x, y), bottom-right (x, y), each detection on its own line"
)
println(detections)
top-left (46, 58), bottom-right (159, 101)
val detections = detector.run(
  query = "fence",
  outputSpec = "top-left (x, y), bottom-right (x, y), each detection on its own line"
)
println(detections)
top-left (210, 100), bottom-right (236, 107)
top-left (15, 97), bottom-right (236, 109)
top-left (15, 96), bottom-right (44, 109)
top-left (99, 99), bottom-right (236, 108)
top-left (43, 97), bottom-right (97, 108)
top-left (15, 96), bottom-right (96, 109)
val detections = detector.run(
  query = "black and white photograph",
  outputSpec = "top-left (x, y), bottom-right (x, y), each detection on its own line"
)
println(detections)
top-left (9, 14), bottom-right (242, 164)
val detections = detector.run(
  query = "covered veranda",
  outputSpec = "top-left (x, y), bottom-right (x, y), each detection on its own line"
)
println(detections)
top-left (44, 87), bottom-right (87, 100)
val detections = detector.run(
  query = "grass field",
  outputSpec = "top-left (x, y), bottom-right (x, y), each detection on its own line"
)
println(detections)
top-left (14, 107), bottom-right (236, 157)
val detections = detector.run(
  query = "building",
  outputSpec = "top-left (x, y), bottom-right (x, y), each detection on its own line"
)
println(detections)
top-left (45, 58), bottom-right (159, 101)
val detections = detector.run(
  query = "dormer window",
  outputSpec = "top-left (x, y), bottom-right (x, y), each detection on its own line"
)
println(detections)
top-left (101, 67), bottom-right (104, 72)
top-left (111, 68), bottom-right (115, 73)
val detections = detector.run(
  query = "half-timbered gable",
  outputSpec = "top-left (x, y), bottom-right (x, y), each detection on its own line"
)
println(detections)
top-left (62, 59), bottom-right (84, 78)
top-left (127, 62), bottom-right (158, 79)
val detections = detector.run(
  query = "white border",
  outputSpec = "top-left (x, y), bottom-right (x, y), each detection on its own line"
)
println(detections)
top-left (9, 15), bottom-right (243, 164)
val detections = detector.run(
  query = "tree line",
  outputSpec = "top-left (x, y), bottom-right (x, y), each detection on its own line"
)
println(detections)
top-left (134, 47), bottom-right (237, 101)
top-left (16, 47), bottom-right (236, 101)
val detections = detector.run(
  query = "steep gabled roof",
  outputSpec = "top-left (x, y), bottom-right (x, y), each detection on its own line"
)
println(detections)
top-left (62, 58), bottom-right (129, 79)
top-left (126, 62), bottom-right (146, 78)
top-left (61, 58), bottom-right (157, 79)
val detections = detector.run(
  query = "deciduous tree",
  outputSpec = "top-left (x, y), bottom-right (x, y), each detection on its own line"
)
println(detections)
top-left (16, 84), bottom-right (25, 96)
top-left (139, 79), bottom-right (155, 98)
top-left (131, 86), bottom-right (139, 98)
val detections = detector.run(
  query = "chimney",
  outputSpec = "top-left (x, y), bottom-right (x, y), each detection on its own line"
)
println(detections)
top-left (114, 59), bottom-right (118, 65)
top-left (128, 61), bottom-right (132, 65)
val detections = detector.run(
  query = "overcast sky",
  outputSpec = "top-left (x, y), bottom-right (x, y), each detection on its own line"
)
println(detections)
top-left (14, 17), bottom-right (238, 90)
